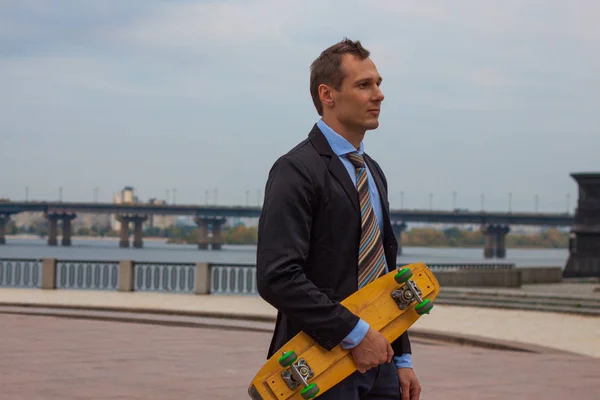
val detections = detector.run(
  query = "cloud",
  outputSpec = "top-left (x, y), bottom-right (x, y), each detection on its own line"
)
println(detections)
top-left (0, 1), bottom-right (599, 209)
top-left (107, 0), bottom-right (295, 47)
top-left (470, 69), bottom-right (510, 88)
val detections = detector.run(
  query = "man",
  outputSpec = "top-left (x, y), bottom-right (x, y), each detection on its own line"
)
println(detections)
top-left (256, 38), bottom-right (421, 399)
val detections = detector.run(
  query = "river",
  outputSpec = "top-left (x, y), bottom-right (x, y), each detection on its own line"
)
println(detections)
top-left (0, 237), bottom-right (568, 268)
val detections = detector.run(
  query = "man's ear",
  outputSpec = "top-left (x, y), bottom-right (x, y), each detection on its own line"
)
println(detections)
top-left (318, 84), bottom-right (335, 109)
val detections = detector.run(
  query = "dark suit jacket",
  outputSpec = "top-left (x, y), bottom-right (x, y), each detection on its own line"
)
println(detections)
top-left (256, 123), bottom-right (411, 359)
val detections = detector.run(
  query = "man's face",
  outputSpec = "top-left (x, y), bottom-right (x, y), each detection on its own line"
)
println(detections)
top-left (328, 54), bottom-right (384, 132)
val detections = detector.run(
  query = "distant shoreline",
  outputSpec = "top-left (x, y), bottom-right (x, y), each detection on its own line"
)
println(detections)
top-left (4, 234), bottom-right (567, 250)
top-left (5, 234), bottom-right (167, 242)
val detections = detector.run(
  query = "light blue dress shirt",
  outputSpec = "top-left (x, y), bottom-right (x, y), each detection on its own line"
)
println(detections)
top-left (317, 119), bottom-right (412, 370)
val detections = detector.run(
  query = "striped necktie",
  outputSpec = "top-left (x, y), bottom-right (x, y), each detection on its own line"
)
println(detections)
top-left (347, 152), bottom-right (387, 288)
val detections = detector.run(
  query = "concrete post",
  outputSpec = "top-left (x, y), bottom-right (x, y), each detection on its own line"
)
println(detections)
top-left (47, 214), bottom-right (59, 246)
top-left (40, 258), bottom-right (57, 289)
top-left (61, 213), bottom-right (76, 246)
top-left (494, 225), bottom-right (510, 258)
top-left (391, 221), bottom-right (407, 255)
top-left (0, 214), bottom-right (8, 245)
top-left (117, 216), bottom-right (131, 248)
top-left (194, 262), bottom-right (211, 294)
top-left (194, 217), bottom-right (209, 250)
top-left (118, 260), bottom-right (135, 291)
top-left (132, 216), bottom-right (148, 248)
top-left (564, 172), bottom-right (600, 278)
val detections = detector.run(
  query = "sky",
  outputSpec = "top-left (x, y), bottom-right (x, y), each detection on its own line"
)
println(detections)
top-left (1, 0), bottom-right (598, 213)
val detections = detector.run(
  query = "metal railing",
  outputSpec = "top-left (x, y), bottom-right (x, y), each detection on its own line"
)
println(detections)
top-left (401, 263), bottom-right (515, 271)
top-left (208, 263), bottom-right (514, 295)
top-left (135, 262), bottom-right (196, 293)
top-left (0, 258), bottom-right (42, 288)
top-left (0, 258), bottom-right (516, 295)
top-left (210, 264), bottom-right (257, 295)
top-left (56, 260), bottom-right (119, 290)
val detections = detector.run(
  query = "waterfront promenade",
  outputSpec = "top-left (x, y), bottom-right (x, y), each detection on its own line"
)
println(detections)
top-left (1, 286), bottom-right (599, 399)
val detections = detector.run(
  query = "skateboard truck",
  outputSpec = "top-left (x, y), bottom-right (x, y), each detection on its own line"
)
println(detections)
top-left (281, 357), bottom-right (313, 389)
top-left (391, 267), bottom-right (434, 315)
top-left (278, 351), bottom-right (319, 399)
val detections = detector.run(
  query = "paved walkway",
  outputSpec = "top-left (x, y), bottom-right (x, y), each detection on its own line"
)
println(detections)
top-left (445, 281), bottom-right (600, 298)
top-left (1, 288), bottom-right (599, 358)
top-left (1, 313), bottom-right (598, 399)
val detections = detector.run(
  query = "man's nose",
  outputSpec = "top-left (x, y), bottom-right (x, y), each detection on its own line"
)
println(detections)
top-left (373, 86), bottom-right (384, 102)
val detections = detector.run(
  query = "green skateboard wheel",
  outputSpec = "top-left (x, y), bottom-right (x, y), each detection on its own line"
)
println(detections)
top-left (415, 299), bottom-right (433, 315)
top-left (278, 351), bottom-right (297, 367)
top-left (301, 383), bottom-right (319, 399)
top-left (394, 268), bottom-right (413, 284)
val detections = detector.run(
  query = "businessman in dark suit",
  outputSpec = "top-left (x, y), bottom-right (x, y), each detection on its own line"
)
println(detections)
top-left (256, 38), bottom-right (421, 399)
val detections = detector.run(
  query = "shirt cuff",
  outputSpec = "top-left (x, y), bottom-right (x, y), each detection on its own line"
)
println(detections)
top-left (394, 353), bottom-right (413, 369)
top-left (341, 319), bottom-right (369, 349)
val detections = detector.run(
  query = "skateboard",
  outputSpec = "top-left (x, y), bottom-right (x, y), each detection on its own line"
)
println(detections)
top-left (248, 262), bottom-right (440, 399)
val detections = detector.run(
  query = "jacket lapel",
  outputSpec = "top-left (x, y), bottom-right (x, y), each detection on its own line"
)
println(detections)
top-left (364, 155), bottom-right (389, 219)
top-left (308, 125), bottom-right (360, 215)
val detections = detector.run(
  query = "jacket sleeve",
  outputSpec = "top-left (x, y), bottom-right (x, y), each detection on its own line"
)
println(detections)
top-left (256, 155), bottom-right (360, 351)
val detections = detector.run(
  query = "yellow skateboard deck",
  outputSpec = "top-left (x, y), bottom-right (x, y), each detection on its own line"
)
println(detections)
top-left (248, 262), bottom-right (440, 399)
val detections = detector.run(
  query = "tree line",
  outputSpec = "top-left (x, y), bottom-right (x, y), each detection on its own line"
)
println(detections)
top-left (165, 225), bottom-right (568, 249)
top-left (6, 219), bottom-right (567, 248)
top-left (402, 227), bottom-right (568, 248)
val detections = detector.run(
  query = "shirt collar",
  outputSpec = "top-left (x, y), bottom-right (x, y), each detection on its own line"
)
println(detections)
top-left (317, 119), bottom-right (364, 157)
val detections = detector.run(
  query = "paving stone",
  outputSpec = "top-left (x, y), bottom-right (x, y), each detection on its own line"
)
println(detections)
top-left (0, 314), bottom-right (598, 399)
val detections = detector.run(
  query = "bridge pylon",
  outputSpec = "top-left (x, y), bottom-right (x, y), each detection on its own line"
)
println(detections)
top-left (44, 212), bottom-right (77, 246)
top-left (194, 216), bottom-right (227, 250)
top-left (0, 214), bottom-right (9, 245)
top-left (390, 220), bottom-right (407, 255)
top-left (481, 224), bottom-right (510, 259)
top-left (116, 214), bottom-right (148, 248)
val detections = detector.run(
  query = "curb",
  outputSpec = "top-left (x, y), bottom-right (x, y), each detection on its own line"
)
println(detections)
top-left (406, 328), bottom-right (579, 356)
top-left (0, 301), bottom-right (276, 322)
top-left (0, 306), bottom-right (275, 334)
top-left (433, 298), bottom-right (600, 317)
top-left (0, 302), bottom-right (580, 357)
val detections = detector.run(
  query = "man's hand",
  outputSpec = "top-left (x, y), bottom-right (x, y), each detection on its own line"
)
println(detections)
top-left (398, 368), bottom-right (421, 400)
top-left (349, 328), bottom-right (393, 373)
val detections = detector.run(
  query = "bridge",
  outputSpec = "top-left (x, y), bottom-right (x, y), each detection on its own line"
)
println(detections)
top-left (0, 200), bottom-right (574, 259)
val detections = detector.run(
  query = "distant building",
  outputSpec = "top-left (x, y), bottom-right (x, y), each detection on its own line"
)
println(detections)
top-left (73, 213), bottom-right (111, 232)
top-left (11, 212), bottom-right (45, 229)
top-left (147, 198), bottom-right (176, 230)
top-left (110, 186), bottom-right (140, 231)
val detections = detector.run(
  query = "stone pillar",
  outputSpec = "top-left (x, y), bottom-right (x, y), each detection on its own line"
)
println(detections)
top-left (117, 215), bottom-right (131, 248)
top-left (194, 262), bottom-right (211, 294)
top-left (482, 225), bottom-right (496, 259)
top-left (61, 213), bottom-right (76, 246)
top-left (132, 215), bottom-right (148, 248)
top-left (211, 218), bottom-right (227, 250)
top-left (564, 172), bottom-right (600, 278)
top-left (194, 217), bottom-right (209, 250)
top-left (391, 221), bottom-right (407, 255)
top-left (40, 258), bottom-right (57, 289)
top-left (494, 225), bottom-right (510, 259)
top-left (47, 214), bottom-right (59, 246)
top-left (118, 260), bottom-right (135, 291)
top-left (0, 214), bottom-right (8, 245)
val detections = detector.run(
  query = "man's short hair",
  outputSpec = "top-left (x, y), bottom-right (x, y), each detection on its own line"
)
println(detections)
top-left (309, 38), bottom-right (370, 116)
